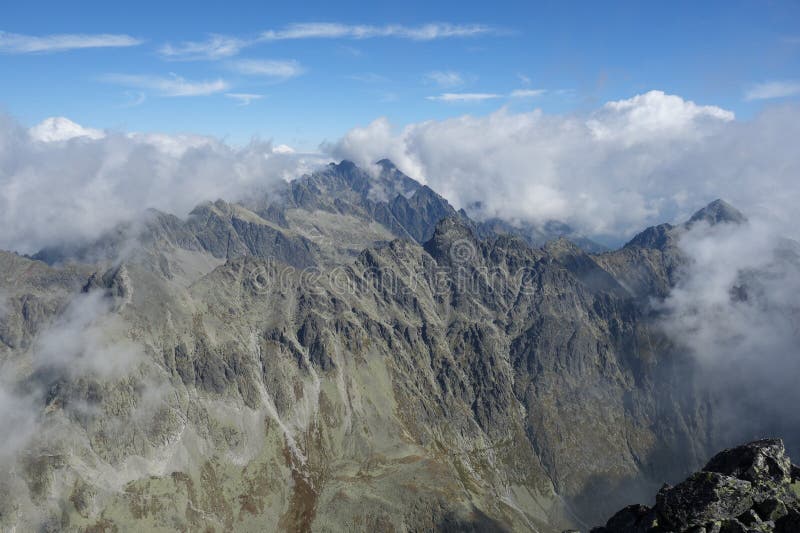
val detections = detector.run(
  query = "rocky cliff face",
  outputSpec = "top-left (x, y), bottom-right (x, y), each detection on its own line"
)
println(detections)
top-left (592, 439), bottom-right (800, 533)
top-left (0, 160), bottom-right (779, 532)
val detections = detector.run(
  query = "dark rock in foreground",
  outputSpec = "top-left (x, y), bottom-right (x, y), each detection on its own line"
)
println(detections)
top-left (591, 439), bottom-right (800, 533)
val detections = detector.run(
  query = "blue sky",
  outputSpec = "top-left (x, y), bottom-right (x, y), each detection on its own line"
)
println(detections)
top-left (1, 0), bottom-right (799, 149)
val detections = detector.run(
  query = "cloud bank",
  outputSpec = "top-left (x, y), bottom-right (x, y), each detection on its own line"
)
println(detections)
top-left (330, 90), bottom-right (800, 242)
top-left (660, 219), bottom-right (800, 453)
top-left (0, 114), bottom-right (327, 254)
top-left (4, 89), bottom-right (800, 257)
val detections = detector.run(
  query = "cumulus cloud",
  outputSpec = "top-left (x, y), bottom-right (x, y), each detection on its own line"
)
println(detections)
top-left (744, 80), bottom-right (800, 101)
top-left (229, 59), bottom-right (305, 80)
top-left (586, 90), bottom-right (734, 145)
top-left (273, 144), bottom-right (295, 154)
top-left (0, 31), bottom-right (142, 53)
top-left (330, 90), bottom-right (800, 241)
top-left (101, 73), bottom-right (229, 96)
top-left (259, 22), bottom-right (495, 41)
top-left (29, 117), bottom-right (105, 142)
top-left (0, 114), bottom-right (327, 254)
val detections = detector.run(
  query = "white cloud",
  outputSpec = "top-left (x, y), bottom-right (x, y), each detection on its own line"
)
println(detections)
top-left (29, 117), bottom-right (105, 142)
top-left (330, 91), bottom-right (800, 240)
top-left (426, 92), bottom-right (501, 102)
top-left (425, 70), bottom-right (464, 87)
top-left (101, 73), bottom-right (229, 96)
top-left (0, 114), bottom-right (329, 254)
top-left (158, 34), bottom-right (246, 60)
top-left (33, 291), bottom-right (141, 378)
top-left (0, 31), bottom-right (142, 53)
top-left (154, 23), bottom-right (493, 61)
top-left (745, 80), bottom-right (800, 101)
top-left (510, 88), bottom-right (545, 98)
top-left (259, 22), bottom-right (495, 41)
top-left (428, 88), bottom-right (548, 102)
top-left (517, 73), bottom-right (532, 85)
top-left (121, 90), bottom-right (147, 108)
top-left (586, 90), bottom-right (734, 145)
top-left (229, 59), bottom-right (305, 79)
top-left (225, 92), bottom-right (263, 106)
top-left (659, 219), bottom-right (800, 446)
top-left (0, 384), bottom-right (38, 462)
top-left (273, 144), bottom-right (295, 154)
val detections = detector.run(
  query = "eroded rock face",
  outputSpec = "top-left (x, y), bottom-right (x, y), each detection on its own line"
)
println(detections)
top-left (592, 439), bottom-right (800, 533)
top-left (0, 161), bottom-right (777, 532)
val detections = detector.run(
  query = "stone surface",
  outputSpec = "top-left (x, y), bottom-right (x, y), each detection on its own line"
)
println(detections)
top-left (595, 439), bottom-right (800, 533)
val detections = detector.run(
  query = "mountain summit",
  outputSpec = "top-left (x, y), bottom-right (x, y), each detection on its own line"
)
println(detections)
top-left (687, 198), bottom-right (747, 227)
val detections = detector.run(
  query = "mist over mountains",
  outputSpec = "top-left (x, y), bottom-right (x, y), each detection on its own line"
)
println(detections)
top-left (3, 91), bottom-right (800, 256)
top-left (3, 0), bottom-right (799, 526)
top-left (0, 134), bottom-right (799, 531)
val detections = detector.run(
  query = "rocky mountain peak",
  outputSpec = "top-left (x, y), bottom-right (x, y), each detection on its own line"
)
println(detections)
top-left (687, 198), bottom-right (747, 227)
top-left (375, 158), bottom-right (397, 170)
top-left (624, 223), bottom-right (676, 250)
top-left (592, 438), bottom-right (800, 533)
top-left (423, 216), bottom-right (479, 263)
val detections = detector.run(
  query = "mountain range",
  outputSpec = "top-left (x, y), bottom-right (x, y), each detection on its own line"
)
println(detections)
top-left (0, 159), bottom-right (791, 532)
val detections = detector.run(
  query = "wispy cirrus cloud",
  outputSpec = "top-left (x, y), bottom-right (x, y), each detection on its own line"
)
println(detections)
top-left (510, 88), bottom-right (546, 98)
top-left (229, 59), bottom-right (305, 80)
top-left (425, 70), bottom-right (464, 87)
top-left (225, 93), bottom-right (263, 106)
top-left (120, 91), bottom-right (146, 108)
top-left (745, 80), bottom-right (800, 101)
top-left (155, 23), bottom-right (497, 62)
top-left (159, 34), bottom-right (246, 60)
top-left (259, 22), bottom-right (496, 41)
top-left (426, 92), bottom-right (501, 102)
top-left (0, 31), bottom-right (142, 53)
top-left (101, 73), bottom-right (229, 96)
top-left (427, 88), bottom-right (547, 102)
